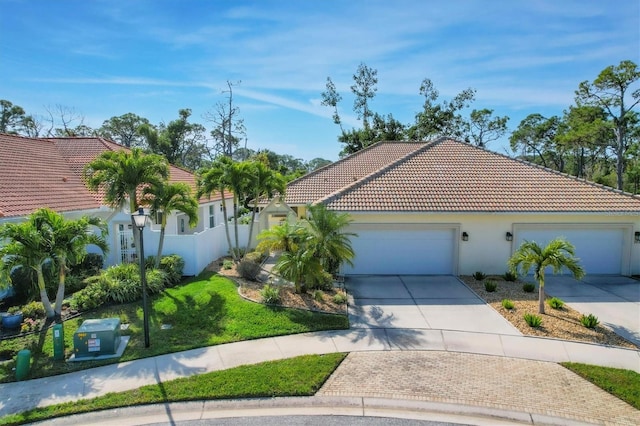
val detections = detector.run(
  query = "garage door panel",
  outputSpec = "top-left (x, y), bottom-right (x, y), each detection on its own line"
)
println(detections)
top-left (514, 227), bottom-right (624, 275)
top-left (344, 228), bottom-right (455, 275)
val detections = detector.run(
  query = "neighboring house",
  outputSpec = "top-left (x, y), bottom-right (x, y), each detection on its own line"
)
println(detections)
top-left (0, 133), bottom-right (237, 276)
top-left (259, 138), bottom-right (640, 276)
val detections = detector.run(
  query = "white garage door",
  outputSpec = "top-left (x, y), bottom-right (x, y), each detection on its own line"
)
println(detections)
top-left (514, 227), bottom-right (625, 275)
top-left (342, 226), bottom-right (456, 275)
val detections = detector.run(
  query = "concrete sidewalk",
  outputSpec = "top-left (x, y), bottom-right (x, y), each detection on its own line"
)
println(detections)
top-left (1, 328), bottom-right (639, 422)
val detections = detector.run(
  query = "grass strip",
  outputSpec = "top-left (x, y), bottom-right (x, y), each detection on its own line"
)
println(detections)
top-left (0, 353), bottom-right (346, 426)
top-left (561, 362), bottom-right (640, 410)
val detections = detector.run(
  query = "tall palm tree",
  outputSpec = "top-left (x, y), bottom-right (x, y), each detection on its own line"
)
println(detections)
top-left (83, 148), bottom-right (169, 259)
top-left (306, 203), bottom-right (356, 275)
top-left (0, 219), bottom-right (55, 317)
top-left (31, 208), bottom-right (109, 316)
top-left (245, 161), bottom-right (286, 251)
top-left (198, 157), bottom-right (251, 261)
top-left (198, 156), bottom-right (235, 260)
top-left (143, 181), bottom-right (198, 268)
top-left (508, 238), bottom-right (585, 314)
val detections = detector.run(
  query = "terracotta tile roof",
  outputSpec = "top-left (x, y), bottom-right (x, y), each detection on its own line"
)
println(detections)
top-left (0, 134), bottom-right (100, 217)
top-left (50, 137), bottom-right (224, 204)
top-left (0, 134), bottom-right (224, 218)
top-left (291, 138), bottom-right (640, 213)
top-left (285, 142), bottom-right (425, 205)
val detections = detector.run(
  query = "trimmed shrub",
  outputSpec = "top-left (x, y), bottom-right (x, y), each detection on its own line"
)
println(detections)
top-left (64, 274), bottom-right (88, 294)
top-left (237, 258), bottom-right (262, 281)
top-left (312, 289), bottom-right (324, 302)
top-left (158, 255), bottom-right (184, 286)
top-left (472, 271), bottom-right (486, 280)
top-left (547, 297), bottom-right (565, 309)
top-left (524, 313), bottom-right (542, 328)
top-left (222, 259), bottom-right (234, 270)
top-left (260, 284), bottom-right (280, 304)
top-left (503, 271), bottom-right (518, 282)
top-left (70, 279), bottom-right (109, 311)
top-left (21, 301), bottom-right (45, 319)
top-left (501, 299), bottom-right (515, 310)
top-left (522, 283), bottom-right (535, 293)
top-left (580, 313), bottom-right (600, 329)
top-left (70, 253), bottom-right (103, 278)
top-left (484, 280), bottom-right (497, 292)
top-left (332, 292), bottom-right (348, 305)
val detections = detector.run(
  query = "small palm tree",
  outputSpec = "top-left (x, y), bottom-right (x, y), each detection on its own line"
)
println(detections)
top-left (508, 238), bottom-right (585, 314)
top-left (275, 248), bottom-right (323, 293)
top-left (0, 219), bottom-right (55, 317)
top-left (143, 181), bottom-right (198, 268)
top-left (256, 221), bottom-right (307, 255)
top-left (306, 204), bottom-right (356, 275)
top-left (31, 208), bottom-right (109, 316)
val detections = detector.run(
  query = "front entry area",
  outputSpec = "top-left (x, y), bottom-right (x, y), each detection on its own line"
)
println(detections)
top-left (342, 224), bottom-right (458, 275)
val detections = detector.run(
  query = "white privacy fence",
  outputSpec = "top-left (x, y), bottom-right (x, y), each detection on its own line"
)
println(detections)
top-left (142, 223), bottom-right (252, 276)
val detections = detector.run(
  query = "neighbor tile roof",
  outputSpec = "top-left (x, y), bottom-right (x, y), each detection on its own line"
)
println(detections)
top-left (290, 138), bottom-right (640, 213)
top-left (50, 137), bottom-right (223, 204)
top-left (0, 134), bottom-right (100, 217)
top-left (0, 134), bottom-right (223, 218)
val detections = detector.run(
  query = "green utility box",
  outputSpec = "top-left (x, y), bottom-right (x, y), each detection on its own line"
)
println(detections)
top-left (73, 318), bottom-right (121, 358)
top-left (15, 349), bottom-right (31, 381)
top-left (52, 323), bottom-right (64, 361)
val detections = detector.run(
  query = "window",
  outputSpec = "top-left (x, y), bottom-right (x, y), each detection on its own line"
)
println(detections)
top-left (209, 205), bottom-right (215, 228)
top-left (180, 218), bottom-right (185, 233)
top-left (155, 211), bottom-right (164, 225)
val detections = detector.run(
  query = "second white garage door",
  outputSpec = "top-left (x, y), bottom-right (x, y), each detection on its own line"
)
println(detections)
top-left (341, 225), bottom-right (457, 275)
top-left (513, 226), bottom-right (626, 275)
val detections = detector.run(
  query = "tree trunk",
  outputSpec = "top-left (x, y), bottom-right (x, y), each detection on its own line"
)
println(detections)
top-left (246, 198), bottom-right (258, 253)
top-left (538, 274), bottom-right (546, 314)
top-left (233, 197), bottom-right (240, 260)
top-left (220, 190), bottom-right (235, 261)
top-left (36, 265), bottom-right (55, 318)
top-left (616, 128), bottom-right (624, 190)
top-left (54, 261), bottom-right (66, 316)
top-left (155, 226), bottom-right (166, 269)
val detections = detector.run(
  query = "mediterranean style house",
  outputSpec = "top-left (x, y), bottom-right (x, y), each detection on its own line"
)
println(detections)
top-left (0, 133), bottom-right (237, 276)
top-left (259, 138), bottom-right (640, 276)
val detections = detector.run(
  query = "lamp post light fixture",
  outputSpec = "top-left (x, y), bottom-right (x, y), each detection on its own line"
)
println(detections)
top-left (132, 207), bottom-right (150, 348)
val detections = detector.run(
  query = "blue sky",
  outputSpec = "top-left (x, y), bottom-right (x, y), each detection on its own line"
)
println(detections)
top-left (1, 0), bottom-right (638, 161)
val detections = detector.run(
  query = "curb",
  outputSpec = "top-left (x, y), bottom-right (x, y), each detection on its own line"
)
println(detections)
top-left (33, 396), bottom-right (599, 426)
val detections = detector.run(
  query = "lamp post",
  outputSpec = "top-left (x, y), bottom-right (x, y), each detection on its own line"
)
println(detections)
top-left (132, 207), bottom-right (150, 348)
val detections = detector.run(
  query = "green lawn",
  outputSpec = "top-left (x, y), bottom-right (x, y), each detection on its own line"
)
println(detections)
top-left (0, 272), bottom-right (348, 382)
top-left (561, 362), bottom-right (640, 410)
top-left (0, 353), bottom-right (347, 426)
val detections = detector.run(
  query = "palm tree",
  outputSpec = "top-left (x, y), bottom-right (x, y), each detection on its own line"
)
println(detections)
top-left (30, 208), bottom-right (109, 316)
top-left (275, 248), bottom-right (323, 293)
top-left (198, 157), bottom-right (251, 261)
top-left (306, 203), bottom-right (356, 275)
top-left (143, 181), bottom-right (198, 268)
top-left (508, 238), bottom-right (585, 314)
top-left (83, 148), bottom-right (169, 259)
top-left (245, 161), bottom-right (286, 251)
top-left (256, 221), bottom-right (307, 255)
top-left (0, 218), bottom-right (55, 317)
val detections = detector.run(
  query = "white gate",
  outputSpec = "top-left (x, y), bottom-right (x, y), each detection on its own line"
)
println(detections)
top-left (117, 223), bottom-right (136, 264)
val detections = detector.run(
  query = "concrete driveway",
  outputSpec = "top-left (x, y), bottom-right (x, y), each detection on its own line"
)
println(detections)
top-left (346, 275), bottom-right (521, 335)
top-left (538, 275), bottom-right (640, 346)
